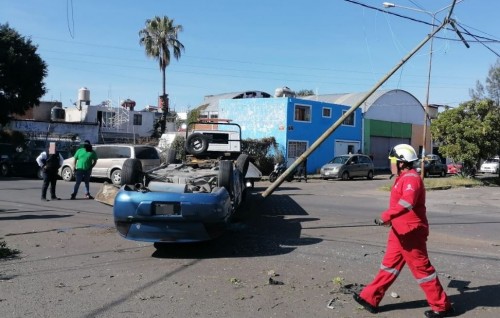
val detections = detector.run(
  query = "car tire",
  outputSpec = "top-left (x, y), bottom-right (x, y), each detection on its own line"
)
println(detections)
top-left (185, 133), bottom-right (209, 155)
top-left (235, 154), bottom-right (250, 176)
top-left (121, 159), bottom-right (143, 185)
top-left (341, 171), bottom-right (349, 181)
top-left (218, 160), bottom-right (233, 195)
top-left (1, 163), bottom-right (10, 177)
top-left (61, 166), bottom-right (74, 181)
top-left (424, 170), bottom-right (430, 178)
top-left (269, 172), bottom-right (277, 183)
top-left (111, 169), bottom-right (122, 185)
top-left (440, 170), bottom-right (446, 177)
top-left (367, 170), bottom-right (374, 180)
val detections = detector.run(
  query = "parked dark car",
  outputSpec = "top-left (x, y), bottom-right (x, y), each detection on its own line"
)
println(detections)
top-left (414, 158), bottom-right (447, 177)
top-left (0, 146), bottom-right (43, 179)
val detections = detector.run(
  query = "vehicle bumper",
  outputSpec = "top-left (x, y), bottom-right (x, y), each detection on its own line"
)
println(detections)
top-left (113, 186), bottom-right (233, 243)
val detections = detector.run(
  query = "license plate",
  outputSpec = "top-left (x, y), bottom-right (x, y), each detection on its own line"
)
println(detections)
top-left (154, 203), bottom-right (181, 215)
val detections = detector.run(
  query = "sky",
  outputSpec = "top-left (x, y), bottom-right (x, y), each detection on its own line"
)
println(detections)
top-left (1, 0), bottom-right (499, 113)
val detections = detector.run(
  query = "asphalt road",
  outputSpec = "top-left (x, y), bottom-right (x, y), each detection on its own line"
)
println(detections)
top-left (0, 175), bottom-right (499, 318)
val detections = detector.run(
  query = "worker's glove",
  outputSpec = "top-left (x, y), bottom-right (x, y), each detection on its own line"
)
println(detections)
top-left (374, 218), bottom-right (387, 226)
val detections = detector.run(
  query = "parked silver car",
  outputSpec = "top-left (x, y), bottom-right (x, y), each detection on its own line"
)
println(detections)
top-left (320, 154), bottom-right (374, 180)
top-left (60, 144), bottom-right (160, 185)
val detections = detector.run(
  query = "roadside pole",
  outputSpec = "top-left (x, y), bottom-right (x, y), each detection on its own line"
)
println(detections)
top-left (262, 2), bottom-right (460, 198)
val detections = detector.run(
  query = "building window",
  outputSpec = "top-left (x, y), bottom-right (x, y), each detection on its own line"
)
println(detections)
top-left (342, 110), bottom-right (355, 126)
top-left (133, 114), bottom-right (142, 126)
top-left (199, 112), bottom-right (209, 119)
top-left (294, 104), bottom-right (311, 122)
top-left (288, 141), bottom-right (308, 158)
top-left (210, 112), bottom-right (219, 119)
top-left (322, 107), bottom-right (331, 118)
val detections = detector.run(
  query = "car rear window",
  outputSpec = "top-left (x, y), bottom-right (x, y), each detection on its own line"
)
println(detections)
top-left (134, 147), bottom-right (160, 160)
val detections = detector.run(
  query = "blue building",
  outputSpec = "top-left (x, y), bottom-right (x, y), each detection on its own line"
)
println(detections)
top-left (219, 97), bottom-right (363, 173)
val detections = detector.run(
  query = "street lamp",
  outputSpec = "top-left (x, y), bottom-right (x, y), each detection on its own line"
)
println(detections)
top-left (383, 1), bottom-right (462, 178)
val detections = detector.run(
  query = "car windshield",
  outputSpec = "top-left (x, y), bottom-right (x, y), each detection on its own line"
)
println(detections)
top-left (330, 156), bottom-right (349, 164)
top-left (484, 158), bottom-right (499, 163)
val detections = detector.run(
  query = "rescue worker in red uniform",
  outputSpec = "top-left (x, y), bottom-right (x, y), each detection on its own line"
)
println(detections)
top-left (353, 144), bottom-right (455, 318)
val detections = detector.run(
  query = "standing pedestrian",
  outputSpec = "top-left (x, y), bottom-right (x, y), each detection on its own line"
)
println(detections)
top-left (353, 144), bottom-right (455, 318)
top-left (36, 142), bottom-right (64, 201)
top-left (70, 140), bottom-right (98, 200)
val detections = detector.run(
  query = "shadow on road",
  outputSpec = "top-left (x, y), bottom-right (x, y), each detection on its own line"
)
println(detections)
top-left (152, 192), bottom-right (322, 259)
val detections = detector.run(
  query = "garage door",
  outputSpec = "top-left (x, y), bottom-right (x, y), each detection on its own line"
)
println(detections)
top-left (370, 136), bottom-right (410, 169)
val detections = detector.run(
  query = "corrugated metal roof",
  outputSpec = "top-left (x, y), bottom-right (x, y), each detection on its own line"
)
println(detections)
top-left (301, 89), bottom-right (416, 111)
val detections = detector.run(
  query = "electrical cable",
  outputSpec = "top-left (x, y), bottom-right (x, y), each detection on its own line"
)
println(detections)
top-left (66, 0), bottom-right (75, 39)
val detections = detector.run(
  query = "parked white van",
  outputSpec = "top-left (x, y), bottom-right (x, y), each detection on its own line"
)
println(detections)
top-left (59, 144), bottom-right (161, 185)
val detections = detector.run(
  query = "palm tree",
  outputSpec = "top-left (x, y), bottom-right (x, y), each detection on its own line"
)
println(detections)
top-left (139, 16), bottom-right (184, 133)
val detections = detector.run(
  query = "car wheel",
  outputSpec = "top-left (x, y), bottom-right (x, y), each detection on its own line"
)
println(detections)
top-left (440, 170), bottom-right (446, 177)
top-left (235, 154), bottom-right (250, 176)
top-left (185, 133), bottom-right (208, 155)
top-left (121, 159), bottom-right (143, 185)
top-left (61, 166), bottom-right (74, 181)
top-left (111, 169), bottom-right (122, 185)
top-left (367, 170), bottom-right (374, 180)
top-left (341, 171), bottom-right (349, 181)
top-left (424, 170), bottom-right (430, 178)
top-left (269, 172), bottom-right (277, 183)
top-left (218, 160), bottom-right (234, 195)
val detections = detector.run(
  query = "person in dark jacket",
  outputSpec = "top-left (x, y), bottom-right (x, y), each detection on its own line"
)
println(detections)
top-left (36, 142), bottom-right (64, 201)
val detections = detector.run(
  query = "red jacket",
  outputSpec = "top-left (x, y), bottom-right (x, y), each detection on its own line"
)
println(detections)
top-left (381, 169), bottom-right (428, 236)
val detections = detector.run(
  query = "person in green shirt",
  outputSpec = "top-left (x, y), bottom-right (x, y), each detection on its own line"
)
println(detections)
top-left (70, 140), bottom-right (98, 199)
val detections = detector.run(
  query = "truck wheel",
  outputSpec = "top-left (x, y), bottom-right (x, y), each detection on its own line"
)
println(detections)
top-left (121, 159), bottom-right (143, 185)
top-left (185, 133), bottom-right (208, 155)
top-left (218, 160), bottom-right (233, 195)
top-left (235, 154), bottom-right (250, 175)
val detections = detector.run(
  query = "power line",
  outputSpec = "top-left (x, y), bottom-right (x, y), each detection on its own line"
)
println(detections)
top-left (343, 0), bottom-right (500, 43)
top-left (455, 22), bottom-right (500, 57)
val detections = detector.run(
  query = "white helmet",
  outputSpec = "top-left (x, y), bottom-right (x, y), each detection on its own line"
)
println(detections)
top-left (389, 144), bottom-right (418, 162)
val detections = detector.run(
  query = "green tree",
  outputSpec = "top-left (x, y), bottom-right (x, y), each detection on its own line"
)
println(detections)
top-left (139, 16), bottom-right (185, 133)
top-left (296, 89), bottom-right (315, 96)
top-left (431, 99), bottom-right (500, 174)
top-left (0, 23), bottom-right (47, 125)
top-left (470, 58), bottom-right (500, 106)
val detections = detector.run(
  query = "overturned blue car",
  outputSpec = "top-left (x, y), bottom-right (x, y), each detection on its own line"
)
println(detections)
top-left (106, 121), bottom-right (257, 247)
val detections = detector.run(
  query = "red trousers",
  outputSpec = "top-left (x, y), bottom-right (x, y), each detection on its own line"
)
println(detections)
top-left (360, 227), bottom-right (451, 312)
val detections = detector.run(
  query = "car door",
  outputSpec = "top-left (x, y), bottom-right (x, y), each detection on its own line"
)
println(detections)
top-left (91, 146), bottom-right (107, 178)
top-left (347, 155), bottom-right (361, 177)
